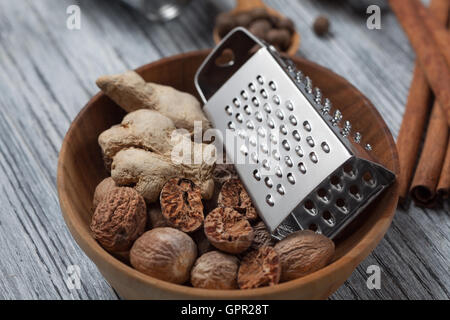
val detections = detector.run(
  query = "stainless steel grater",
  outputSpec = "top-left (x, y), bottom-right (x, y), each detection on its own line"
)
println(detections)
top-left (195, 28), bottom-right (396, 240)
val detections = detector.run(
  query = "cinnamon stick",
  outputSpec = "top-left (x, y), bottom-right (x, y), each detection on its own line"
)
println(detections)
top-left (389, 0), bottom-right (450, 126)
top-left (410, 102), bottom-right (449, 206)
top-left (437, 141), bottom-right (450, 199)
top-left (395, 0), bottom-right (449, 203)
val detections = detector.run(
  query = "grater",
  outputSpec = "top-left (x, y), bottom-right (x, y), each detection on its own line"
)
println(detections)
top-left (195, 28), bottom-right (396, 240)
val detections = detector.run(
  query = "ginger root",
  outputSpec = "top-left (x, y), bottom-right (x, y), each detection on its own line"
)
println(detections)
top-left (111, 148), bottom-right (215, 203)
top-left (96, 71), bottom-right (211, 131)
top-left (98, 109), bottom-right (175, 162)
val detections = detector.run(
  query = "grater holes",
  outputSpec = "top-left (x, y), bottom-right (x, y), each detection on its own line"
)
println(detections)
top-left (263, 103), bottom-right (272, 114)
top-left (330, 175), bottom-right (342, 189)
top-left (285, 156), bottom-right (293, 168)
top-left (233, 98), bottom-right (240, 107)
top-left (244, 105), bottom-right (252, 115)
top-left (225, 105), bottom-right (233, 116)
top-left (308, 224), bottom-right (320, 233)
top-left (253, 169), bottom-right (261, 181)
top-left (292, 130), bottom-right (301, 141)
top-left (240, 145), bottom-right (248, 156)
top-left (235, 113), bottom-right (243, 123)
top-left (260, 89), bottom-right (268, 99)
top-left (287, 173), bottom-right (295, 185)
top-left (343, 162), bottom-right (355, 176)
top-left (362, 171), bottom-right (376, 186)
top-left (280, 124), bottom-right (288, 136)
top-left (269, 81), bottom-right (277, 91)
top-left (241, 90), bottom-right (248, 100)
top-left (227, 121), bottom-right (235, 131)
top-left (289, 115), bottom-right (298, 126)
top-left (276, 184), bottom-right (285, 195)
top-left (321, 142), bottom-right (330, 153)
top-left (273, 95), bottom-right (281, 105)
top-left (349, 185), bottom-right (361, 200)
top-left (265, 177), bottom-right (273, 188)
top-left (257, 75), bottom-right (264, 85)
top-left (295, 145), bottom-right (304, 157)
top-left (303, 121), bottom-right (312, 132)
top-left (286, 100), bottom-right (294, 111)
top-left (298, 162), bottom-right (307, 174)
top-left (336, 198), bottom-right (348, 214)
top-left (306, 136), bottom-right (315, 147)
top-left (249, 82), bottom-right (256, 93)
top-left (322, 211), bottom-right (335, 226)
top-left (317, 188), bottom-right (328, 201)
top-left (304, 199), bottom-right (317, 215)
top-left (255, 111), bottom-right (263, 122)
top-left (282, 140), bottom-right (290, 151)
top-left (309, 152), bottom-right (318, 164)
top-left (252, 97), bottom-right (260, 107)
top-left (266, 194), bottom-right (275, 206)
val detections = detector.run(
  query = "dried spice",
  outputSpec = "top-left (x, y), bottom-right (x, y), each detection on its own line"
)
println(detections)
top-left (274, 230), bottom-right (335, 281)
top-left (313, 16), bottom-right (330, 37)
top-left (130, 227), bottom-right (197, 284)
top-left (204, 207), bottom-right (254, 254)
top-left (218, 179), bottom-right (258, 221)
top-left (92, 177), bottom-right (118, 209)
top-left (160, 178), bottom-right (204, 233)
top-left (251, 221), bottom-right (275, 250)
top-left (238, 247), bottom-right (281, 289)
top-left (191, 251), bottom-right (239, 289)
top-left (91, 187), bottom-right (147, 252)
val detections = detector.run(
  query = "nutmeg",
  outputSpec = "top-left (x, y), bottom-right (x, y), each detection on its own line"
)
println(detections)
top-left (274, 230), bottom-right (335, 281)
top-left (130, 228), bottom-right (197, 284)
top-left (238, 246), bottom-right (281, 289)
top-left (90, 187), bottom-right (147, 252)
top-left (313, 16), bottom-right (330, 37)
top-left (160, 178), bottom-right (204, 233)
top-left (265, 28), bottom-right (292, 51)
top-left (204, 207), bottom-right (254, 254)
top-left (248, 19), bottom-right (273, 39)
top-left (191, 251), bottom-right (239, 289)
top-left (251, 221), bottom-right (275, 250)
top-left (218, 179), bottom-right (258, 221)
top-left (92, 177), bottom-right (118, 209)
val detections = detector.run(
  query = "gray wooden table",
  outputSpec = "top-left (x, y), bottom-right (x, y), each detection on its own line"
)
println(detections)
top-left (0, 0), bottom-right (448, 300)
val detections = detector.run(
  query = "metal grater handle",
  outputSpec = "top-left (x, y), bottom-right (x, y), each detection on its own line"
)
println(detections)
top-left (195, 28), bottom-right (266, 104)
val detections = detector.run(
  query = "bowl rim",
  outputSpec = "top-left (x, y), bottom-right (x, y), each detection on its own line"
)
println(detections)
top-left (57, 49), bottom-right (399, 299)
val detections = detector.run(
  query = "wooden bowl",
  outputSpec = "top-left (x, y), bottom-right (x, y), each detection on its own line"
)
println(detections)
top-left (57, 50), bottom-right (399, 299)
top-left (213, 0), bottom-right (300, 56)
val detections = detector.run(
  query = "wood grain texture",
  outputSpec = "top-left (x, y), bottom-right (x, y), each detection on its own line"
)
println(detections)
top-left (0, 0), bottom-right (448, 300)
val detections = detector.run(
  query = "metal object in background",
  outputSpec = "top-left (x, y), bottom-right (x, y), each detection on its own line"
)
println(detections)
top-left (195, 28), bottom-right (396, 240)
top-left (121, 0), bottom-right (191, 22)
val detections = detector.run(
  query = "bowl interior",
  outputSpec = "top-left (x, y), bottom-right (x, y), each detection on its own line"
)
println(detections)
top-left (58, 50), bottom-right (399, 299)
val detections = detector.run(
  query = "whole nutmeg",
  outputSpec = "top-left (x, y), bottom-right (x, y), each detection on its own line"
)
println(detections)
top-left (276, 17), bottom-right (295, 33)
top-left (191, 251), bottom-right (239, 289)
top-left (92, 177), bottom-right (118, 209)
top-left (91, 187), bottom-right (147, 252)
top-left (147, 203), bottom-right (169, 229)
top-left (265, 28), bottom-right (292, 51)
top-left (130, 228), bottom-right (197, 284)
top-left (249, 7), bottom-right (270, 21)
top-left (238, 247), bottom-right (281, 289)
top-left (218, 179), bottom-right (258, 221)
top-left (160, 178), bottom-right (204, 233)
top-left (251, 221), bottom-right (275, 251)
top-left (204, 207), bottom-right (254, 254)
top-left (274, 230), bottom-right (335, 282)
top-left (234, 12), bottom-right (253, 27)
top-left (248, 19), bottom-right (272, 39)
top-left (313, 16), bottom-right (330, 37)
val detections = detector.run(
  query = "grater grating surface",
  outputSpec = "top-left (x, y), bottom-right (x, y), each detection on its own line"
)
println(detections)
top-left (195, 28), bottom-right (396, 240)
